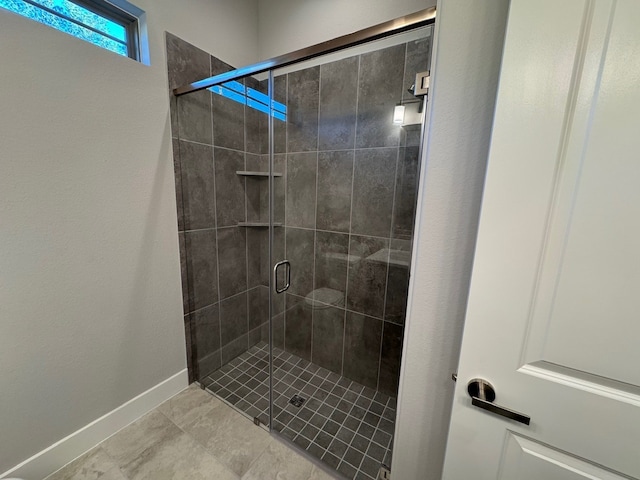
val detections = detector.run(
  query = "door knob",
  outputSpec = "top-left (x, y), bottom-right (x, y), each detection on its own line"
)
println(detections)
top-left (467, 379), bottom-right (531, 426)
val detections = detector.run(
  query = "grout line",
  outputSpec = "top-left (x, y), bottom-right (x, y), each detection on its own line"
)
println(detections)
top-left (310, 66), bottom-right (322, 366)
top-left (376, 151), bottom-right (401, 390)
top-left (282, 72), bottom-right (289, 354)
top-left (175, 137), bottom-right (214, 148)
top-left (208, 56), bottom-right (225, 374)
top-left (244, 101), bottom-right (251, 350)
top-left (279, 225), bottom-right (395, 242)
top-left (342, 54), bottom-right (361, 378)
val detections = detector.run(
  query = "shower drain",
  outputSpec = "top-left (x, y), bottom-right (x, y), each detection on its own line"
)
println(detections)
top-left (289, 394), bottom-right (306, 408)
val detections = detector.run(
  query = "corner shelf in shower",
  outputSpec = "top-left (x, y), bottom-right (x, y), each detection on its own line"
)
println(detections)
top-left (236, 171), bottom-right (283, 177)
top-left (237, 222), bottom-right (283, 228)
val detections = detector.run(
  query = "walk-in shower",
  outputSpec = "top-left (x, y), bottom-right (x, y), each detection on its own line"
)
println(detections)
top-left (166, 9), bottom-right (434, 479)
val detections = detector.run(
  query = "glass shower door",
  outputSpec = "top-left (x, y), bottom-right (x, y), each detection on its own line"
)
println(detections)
top-left (267, 26), bottom-right (432, 480)
top-left (178, 66), bottom-right (276, 431)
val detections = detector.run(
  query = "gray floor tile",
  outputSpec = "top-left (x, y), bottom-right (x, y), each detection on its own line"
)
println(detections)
top-left (121, 431), bottom-right (239, 480)
top-left (44, 447), bottom-right (117, 480)
top-left (157, 384), bottom-right (222, 428)
top-left (200, 341), bottom-right (395, 479)
top-left (241, 440), bottom-right (314, 480)
top-left (181, 402), bottom-right (271, 476)
top-left (101, 411), bottom-right (180, 467)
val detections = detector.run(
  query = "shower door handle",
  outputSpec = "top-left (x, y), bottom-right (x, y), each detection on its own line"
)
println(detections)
top-left (274, 260), bottom-right (291, 294)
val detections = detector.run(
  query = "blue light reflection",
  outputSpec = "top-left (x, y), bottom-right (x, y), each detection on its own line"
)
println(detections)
top-left (209, 81), bottom-right (286, 122)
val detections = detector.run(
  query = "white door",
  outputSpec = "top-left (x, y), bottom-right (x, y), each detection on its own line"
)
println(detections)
top-left (442, 0), bottom-right (640, 478)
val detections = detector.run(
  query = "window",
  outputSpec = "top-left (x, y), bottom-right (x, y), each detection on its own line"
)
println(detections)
top-left (0, 0), bottom-right (141, 60)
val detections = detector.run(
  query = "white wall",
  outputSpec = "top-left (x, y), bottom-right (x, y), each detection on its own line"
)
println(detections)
top-left (393, 1), bottom-right (510, 479)
top-left (258, 0), bottom-right (436, 59)
top-left (0, 0), bottom-right (258, 474)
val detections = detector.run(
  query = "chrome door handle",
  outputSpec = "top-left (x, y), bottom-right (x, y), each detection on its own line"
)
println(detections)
top-left (273, 260), bottom-right (290, 294)
top-left (467, 379), bottom-right (531, 426)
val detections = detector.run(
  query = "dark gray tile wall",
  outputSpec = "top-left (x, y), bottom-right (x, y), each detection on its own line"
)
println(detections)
top-left (167, 33), bottom-right (270, 382)
top-left (274, 41), bottom-right (430, 396)
top-left (167, 32), bottom-right (431, 396)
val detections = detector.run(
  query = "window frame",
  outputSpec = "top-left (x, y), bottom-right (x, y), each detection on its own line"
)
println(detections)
top-left (72, 0), bottom-right (139, 60)
top-left (9, 0), bottom-right (141, 61)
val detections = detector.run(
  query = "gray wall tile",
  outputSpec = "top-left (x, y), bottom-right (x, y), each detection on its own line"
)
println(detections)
top-left (263, 227), bottom-right (285, 286)
top-left (245, 154), bottom-right (264, 223)
top-left (402, 124), bottom-right (422, 148)
top-left (392, 147), bottom-right (420, 239)
top-left (176, 90), bottom-right (213, 145)
top-left (178, 140), bottom-right (215, 230)
top-left (184, 229), bottom-right (218, 311)
top-left (211, 59), bottom-right (245, 152)
top-left (248, 286), bottom-right (268, 331)
top-left (314, 231), bottom-right (349, 303)
top-left (217, 227), bottom-right (247, 299)
top-left (318, 57), bottom-right (358, 151)
top-left (284, 294), bottom-right (312, 361)
top-left (274, 154), bottom-right (286, 224)
top-left (272, 76), bottom-right (287, 154)
top-left (287, 67), bottom-right (319, 152)
top-left (214, 147), bottom-right (245, 227)
top-left (184, 314), bottom-right (194, 382)
top-left (222, 333), bottom-right (248, 364)
top-left (245, 76), bottom-right (267, 155)
top-left (384, 262), bottom-right (410, 325)
top-left (355, 44), bottom-right (405, 148)
top-left (166, 32), bottom-right (210, 91)
top-left (248, 324), bottom-right (263, 348)
top-left (351, 148), bottom-right (398, 238)
top-left (346, 235), bottom-right (389, 319)
top-left (246, 228), bottom-right (263, 289)
top-left (316, 151), bottom-right (353, 233)
top-left (193, 304), bottom-right (221, 378)
top-left (211, 55), bottom-right (234, 76)
top-left (271, 312), bottom-right (284, 349)
top-left (343, 311), bottom-right (382, 389)
top-left (286, 152), bottom-right (317, 229)
top-left (285, 227), bottom-right (315, 297)
top-left (172, 139), bottom-right (184, 231)
top-left (178, 232), bottom-right (189, 314)
top-left (312, 306), bottom-right (345, 374)
top-left (220, 292), bottom-right (248, 345)
top-left (378, 322), bottom-right (404, 396)
top-left (213, 93), bottom-right (245, 151)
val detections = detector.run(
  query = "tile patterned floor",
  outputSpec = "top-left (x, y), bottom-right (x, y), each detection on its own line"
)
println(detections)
top-left (45, 385), bottom-right (335, 480)
top-left (202, 342), bottom-right (397, 480)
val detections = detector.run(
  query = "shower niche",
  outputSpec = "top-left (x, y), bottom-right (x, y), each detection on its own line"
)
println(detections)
top-left (167, 20), bottom-right (432, 480)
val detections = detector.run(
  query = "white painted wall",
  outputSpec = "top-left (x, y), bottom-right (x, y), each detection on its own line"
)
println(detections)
top-left (393, 1), bottom-right (510, 479)
top-left (0, 0), bottom-right (258, 474)
top-left (257, 0), bottom-right (436, 59)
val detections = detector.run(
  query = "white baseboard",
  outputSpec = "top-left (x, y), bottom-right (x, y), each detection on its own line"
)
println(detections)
top-left (1, 369), bottom-right (189, 480)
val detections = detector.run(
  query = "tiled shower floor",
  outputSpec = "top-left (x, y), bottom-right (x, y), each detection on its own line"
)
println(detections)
top-left (202, 342), bottom-right (396, 480)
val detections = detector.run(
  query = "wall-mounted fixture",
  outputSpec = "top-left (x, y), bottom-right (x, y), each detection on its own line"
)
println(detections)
top-left (393, 105), bottom-right (406, 124)
top-left (393, 100), bottom-right (424, 126)
top-left (393, 70), bottom-right (430, 126)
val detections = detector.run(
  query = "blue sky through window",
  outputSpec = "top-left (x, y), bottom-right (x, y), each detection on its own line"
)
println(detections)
top-left (0, 0), bottom-right (129, 57)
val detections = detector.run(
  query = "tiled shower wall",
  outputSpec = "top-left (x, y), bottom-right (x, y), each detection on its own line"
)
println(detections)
top-left (167, 33), bottom-right (270, 382)
top-left (271, 39), bottom-right (431, 396)
top-left (166, 32), bottom-right (431, 396)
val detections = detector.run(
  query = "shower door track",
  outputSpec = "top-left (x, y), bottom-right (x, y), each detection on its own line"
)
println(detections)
top-left (172, 7), bottom-right (436, 97)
